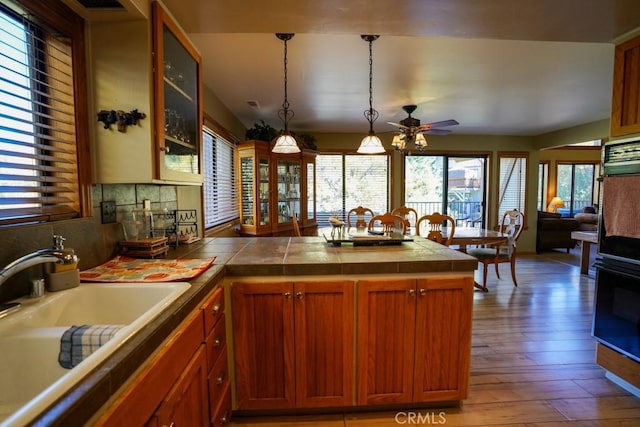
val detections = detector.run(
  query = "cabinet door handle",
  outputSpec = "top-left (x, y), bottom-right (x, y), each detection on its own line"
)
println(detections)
top-left (216, 370), bottom-right (226, 385)
top-left (296, 292), bottom-right (303, 299)
top-left (212, 303), bottom-right (221, 315)
top-left (220, 412), bottom-right (228, 425)
top-left (408, 289), bottom-right (416, 296)
top-left (284, 292), bottom-right (291, 298)
top-left (419, 288), bottom-right (426, 296)
top-left (159, 145), bottom-right (170, 153)
top-left (213, 336), bottom-right (223, 347)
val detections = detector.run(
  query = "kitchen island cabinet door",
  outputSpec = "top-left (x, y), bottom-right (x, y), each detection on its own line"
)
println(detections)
top-left (356, 278), bottom-right (417, 405)
top-left (232, 281), bottom-right (295, 409)
top-left (413, 276), bottom-right (473, 402)
top-left (294, 281), bottom-right (355, 407)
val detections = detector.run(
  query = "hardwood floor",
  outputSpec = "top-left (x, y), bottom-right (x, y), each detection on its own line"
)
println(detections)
top-left (230, 249), bottom-right (640, 426)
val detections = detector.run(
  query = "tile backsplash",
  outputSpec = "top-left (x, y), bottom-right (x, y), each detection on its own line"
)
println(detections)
top-left (0, 183), bottom-right (181, 303)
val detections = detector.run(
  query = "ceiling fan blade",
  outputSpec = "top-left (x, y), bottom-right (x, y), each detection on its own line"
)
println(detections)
top-left (386, 121), bottom-right (409, 130)
top-left (423, 119), bottom-right (459, 128)
top-left (422, 128), bottom-right (452, 135)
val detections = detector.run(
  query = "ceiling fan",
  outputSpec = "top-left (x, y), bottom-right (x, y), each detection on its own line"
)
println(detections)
top-left (387, 105), bottom-right (459, 152)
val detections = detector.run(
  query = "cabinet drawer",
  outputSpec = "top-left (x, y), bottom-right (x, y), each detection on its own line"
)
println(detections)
top-left (208, 349), bottom-right (229, 413)
top-left (211, 382), bottom-right (231, 427)
top-left (205, 316), bottom-right (226, 371)
top-left (203, 287), bottom-right (224, 334)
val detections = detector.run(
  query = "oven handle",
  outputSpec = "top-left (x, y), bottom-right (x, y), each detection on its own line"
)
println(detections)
top-left (593, 259), bottom-right (640, 279)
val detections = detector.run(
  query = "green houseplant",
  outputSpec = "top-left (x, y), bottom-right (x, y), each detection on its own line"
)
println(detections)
top-left (245, 120), bottom-right (279, 142)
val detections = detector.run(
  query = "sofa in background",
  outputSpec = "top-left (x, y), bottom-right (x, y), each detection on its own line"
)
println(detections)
top-left (536, 211), bottom-right (579, 253)
top-left (574, 206), bottom-right (599, 231)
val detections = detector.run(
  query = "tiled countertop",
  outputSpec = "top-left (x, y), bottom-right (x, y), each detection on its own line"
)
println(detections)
top-left (34, 236), bottom-right (477, 425)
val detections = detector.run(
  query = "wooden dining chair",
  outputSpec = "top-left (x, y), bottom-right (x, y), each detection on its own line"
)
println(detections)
top-left (347, 206), bottom-right (374, 229)
top-left (291, 211), bottom-right (302, 237)
top-left (391, 206), bottom-right (418, 233)
top-left (416, 212), bottom-right (456, 246)
top-left (367, 212), bottom-right (407, 235)
top-left (467, 209), bottom-right (525, 291)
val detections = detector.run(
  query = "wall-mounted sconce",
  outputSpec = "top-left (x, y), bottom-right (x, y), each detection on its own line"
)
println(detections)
top-left (97, 109), bottom-right (146, 133)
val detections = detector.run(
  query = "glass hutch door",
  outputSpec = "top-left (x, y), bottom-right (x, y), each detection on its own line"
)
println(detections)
top-left (276, 158), bottom-right (301, 226)
top-left (304, 154), bottom-right (316, 226)
top-left (238, 141), bottom-right (271, 235)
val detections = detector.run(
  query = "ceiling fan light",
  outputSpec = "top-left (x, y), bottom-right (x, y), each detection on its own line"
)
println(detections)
top-left (392, 134), bottom-right (406, 150)
top-left (272, 133), bottom-right (300, 153)
top-left (415, 133), bottom-right (428, 148)
top-left (357, 133), bottom-right (385, 154)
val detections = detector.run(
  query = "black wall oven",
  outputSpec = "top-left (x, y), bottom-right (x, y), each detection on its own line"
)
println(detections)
top-left (592, 136), bottom-right (640, 363)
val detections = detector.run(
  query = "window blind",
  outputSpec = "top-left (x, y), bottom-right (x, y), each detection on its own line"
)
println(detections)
top-left (315, 154), bottom-right (343, 225)
top-left (316, 153), bottom-right (389, 226)
top-left (203, 127), bottom-right (237, 228)
top-left (498, 155), bottom-right (526, 222)
top-left (0, 3), bottom-right (80, 224)
top-left (345, 154), bottom-right (388, 215)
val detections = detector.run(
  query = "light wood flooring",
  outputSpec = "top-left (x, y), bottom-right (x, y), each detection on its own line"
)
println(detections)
top-left (230, 248), bottom-right (640, 426)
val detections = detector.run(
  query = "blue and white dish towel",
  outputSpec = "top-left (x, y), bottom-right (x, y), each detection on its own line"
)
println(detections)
top-left (59, 324), bottom-right (123, 369)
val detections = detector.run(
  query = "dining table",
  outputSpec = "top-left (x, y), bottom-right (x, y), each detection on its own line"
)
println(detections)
top-left (441, 226), bottom-right (511, 291)
top-left (444, 226), bottom-right (510, 253)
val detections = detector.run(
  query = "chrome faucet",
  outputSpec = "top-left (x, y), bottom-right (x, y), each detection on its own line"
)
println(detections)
top-left (0, 235), bottom-right (78, 288)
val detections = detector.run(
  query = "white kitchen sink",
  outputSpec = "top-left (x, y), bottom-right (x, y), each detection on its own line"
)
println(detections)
top-left (0, 281), bottom-right (190, 427)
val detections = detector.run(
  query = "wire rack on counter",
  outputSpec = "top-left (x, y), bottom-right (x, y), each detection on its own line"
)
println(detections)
top-left (150, 209), bottom-right (200, 247)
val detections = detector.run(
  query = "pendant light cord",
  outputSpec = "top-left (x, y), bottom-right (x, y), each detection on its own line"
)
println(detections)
top-left (363, 35), bottom-right (379, 133)
top-left (277, 33), bottom-right (294, 132)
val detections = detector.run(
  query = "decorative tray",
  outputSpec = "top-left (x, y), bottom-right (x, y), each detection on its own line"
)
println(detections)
top-left (322, 229), bottom-right (413, 246)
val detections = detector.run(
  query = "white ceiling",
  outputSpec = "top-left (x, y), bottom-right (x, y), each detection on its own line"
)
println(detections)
top-left (159, 0), bottom-right (640, 137)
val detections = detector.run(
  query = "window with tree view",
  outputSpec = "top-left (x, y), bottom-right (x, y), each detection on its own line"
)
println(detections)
top-left (556, 163), bottom-right (600, 217)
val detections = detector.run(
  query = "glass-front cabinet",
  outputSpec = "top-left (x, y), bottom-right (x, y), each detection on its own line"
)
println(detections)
top-left (238, 140), bottom-right (316, 235)
top-left (238, 141), bottom-right (271, 236)
top-left (275, 158), bottom-right (301, 225)
top-left (152, 2), bottom-right (203, 183)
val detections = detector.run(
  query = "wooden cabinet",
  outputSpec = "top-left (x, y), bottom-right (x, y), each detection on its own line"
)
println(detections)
top-left (95, 286), bottom-right (229, 427)
top-left (89, 2), bottom-right (202, 184)
top-left (152, 1), bottom-right (203, 183)
top-left (611, 34), bottom-right (640, 137)
top-left (237, 140), bottom-right (316, 236)
top-left (357, 276), bottom-right (473, 405)
top-left (231, 280), bottom-right (354, 409)
top-left (147, 347), bottom-right (209, 427)
top-left (95, 308), bottom-right (206, 426)
top-left (202, 287), bottom-right (232, 426)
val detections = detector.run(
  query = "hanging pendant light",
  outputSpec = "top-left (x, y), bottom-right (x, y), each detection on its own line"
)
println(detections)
top-left (357, 35), bottom-right (385, 154)
top-left (272, 33), bottom-right (300, 154)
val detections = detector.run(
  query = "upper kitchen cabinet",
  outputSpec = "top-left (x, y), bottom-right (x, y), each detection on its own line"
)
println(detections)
top-left (89, 1), bottom-right (202, 184)
top-left (611, 34), bottom-right (640, 137)
top-left (152, 1), bottom-right (203, 183)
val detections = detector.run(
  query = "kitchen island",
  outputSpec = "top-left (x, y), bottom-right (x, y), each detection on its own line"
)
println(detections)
top-left (21, 236), bottom-right (476, 425)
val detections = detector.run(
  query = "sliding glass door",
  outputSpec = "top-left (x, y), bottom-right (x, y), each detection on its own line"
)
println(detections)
top-left (405, 155), bottom-right (487, 227)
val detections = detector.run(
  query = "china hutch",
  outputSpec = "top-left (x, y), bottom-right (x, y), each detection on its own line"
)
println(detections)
top-left (238, 140), bottom-right (316, 236)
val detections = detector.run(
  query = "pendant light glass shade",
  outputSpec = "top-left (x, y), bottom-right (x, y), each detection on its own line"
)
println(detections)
top-left (358, 133), bottom-right (385, 154)
top-left (272, 33), bottom-right (300, 154)
top-left (357, 35), bottom-right (385, 154)
top-left (272, 133), bottom-right (300, 154)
